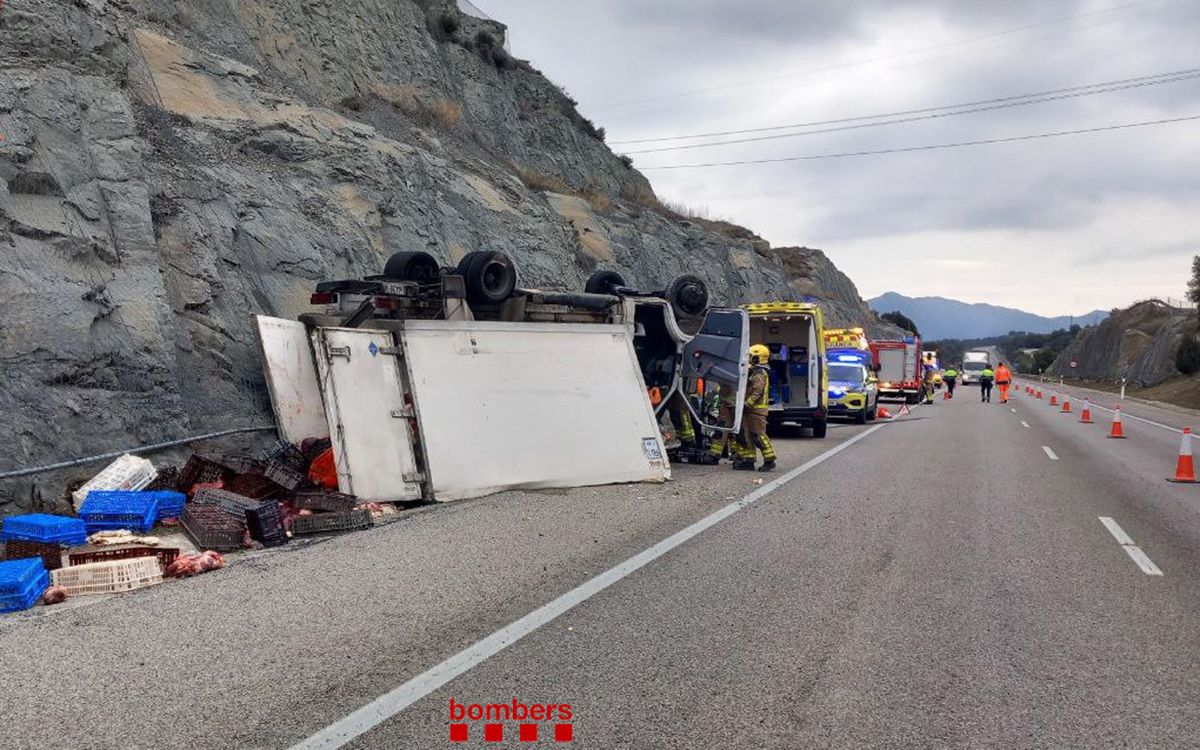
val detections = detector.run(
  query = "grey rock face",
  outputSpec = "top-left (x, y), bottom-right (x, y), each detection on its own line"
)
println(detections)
top-left (0, 0), bottom-right (885, 513)
top-left (1049, 301), bottom-right (1193, 385)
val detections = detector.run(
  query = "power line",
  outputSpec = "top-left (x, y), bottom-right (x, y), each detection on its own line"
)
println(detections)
top-left (595, 0), bottom-right (1168, 109)
top-left (622, 71), bottom-right (1200, 155)
top-left (638, 113), bottom-right (1200, 170)
top-left (610, 66), bottom-right (1200, 145)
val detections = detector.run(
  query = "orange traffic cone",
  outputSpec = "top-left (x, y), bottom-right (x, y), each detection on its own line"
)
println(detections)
top-left (943, 390), bottom-right (951, 400)
top-left (876, 406), bottom-right (893, 420)
top-left (1108, 406), bottom-right (1127, 439)
top-left (1167, 428), bottom-right (1198, 483)
top-left (1037, 390), bottom-right (1044, 399)
top-left (1061, 399), bottom-right (1072, 413)
top-left (1080, 401), bottom-right (1094, 423)
top-left (1049, 393), bottom-right (1058, 406)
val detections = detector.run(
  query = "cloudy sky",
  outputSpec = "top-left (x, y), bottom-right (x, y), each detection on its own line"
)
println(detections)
top-left (473, 0), bottom-right (1200, 316)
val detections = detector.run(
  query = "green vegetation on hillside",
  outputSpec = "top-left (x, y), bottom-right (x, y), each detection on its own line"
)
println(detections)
top-left (925, 327), bottom-right (1081, 372)
top-left (880, 310), bottom-right (920, 337)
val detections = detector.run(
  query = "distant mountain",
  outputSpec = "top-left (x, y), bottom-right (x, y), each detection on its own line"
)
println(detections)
top-left (868, 292), bottom-right (1107, 340)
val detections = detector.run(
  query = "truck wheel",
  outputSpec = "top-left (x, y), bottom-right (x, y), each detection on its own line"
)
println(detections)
top-left (584, 269), bottom-right (627, 296)
top-left (665, 274), bottom-right (708, 319)
top-left (812, 418), bottom-right (828, 438)
top-left (905, 393), bottom-right (919, 405)
top-left (457, 251), bottom-right (517, 306)
top-left (383, 251), bottom-right (440, 283)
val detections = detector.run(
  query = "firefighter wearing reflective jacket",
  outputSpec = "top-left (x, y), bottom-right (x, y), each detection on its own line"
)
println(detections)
top-left (667, 392), bottom-right (696, 448)
top-left (736, 344), bottom-right (777, 472)
top-left (708, 384), bottom-right (739, 459)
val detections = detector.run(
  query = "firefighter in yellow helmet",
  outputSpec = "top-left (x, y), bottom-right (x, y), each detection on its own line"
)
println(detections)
top-left (735, 344), bottom-right (777, 472)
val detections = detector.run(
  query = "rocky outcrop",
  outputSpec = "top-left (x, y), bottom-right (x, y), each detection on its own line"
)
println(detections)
top-left (0, 0), bottom-right (885, 513)
top-left (1048, 301), bottom-right (1196, 385)
top-left (772, 247), bottom-right (900, 337)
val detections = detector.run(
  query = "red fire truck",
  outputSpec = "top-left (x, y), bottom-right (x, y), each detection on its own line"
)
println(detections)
top-left (869, 336), bottom-right (922, 404)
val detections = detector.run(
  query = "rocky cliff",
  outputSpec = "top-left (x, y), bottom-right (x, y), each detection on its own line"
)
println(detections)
top-left (0, 0), bottom-right (890, 513)
top-left (1048, 300), bottom-right (1196, 384)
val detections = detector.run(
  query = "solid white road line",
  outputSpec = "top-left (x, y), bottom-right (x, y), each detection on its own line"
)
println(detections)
top-left (1042, 446), bottom-right (1059, 461)
top-left (1020, 421), bottom-right (1031, 429)
top-left (290, 424), bottom-right (889, 750)
top-left (1098, 516), bottom-right (1164, 576)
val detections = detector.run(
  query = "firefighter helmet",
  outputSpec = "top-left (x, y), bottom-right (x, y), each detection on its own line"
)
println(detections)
top-left (749, 344), bottom-right (770, 365)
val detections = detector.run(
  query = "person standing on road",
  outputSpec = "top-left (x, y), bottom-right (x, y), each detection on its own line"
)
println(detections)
top-left (735, 344), bottom-right (776, 472)
top-left (708, 383), bottom-right (739, 461)
top-left (994, 361), bottom-right (1012, 403)
top-left (943, 367), bottom-right (958, 398)
top-left (922, 353), bottom-right (938, 404)
top-left (980, 365), bottom-right (995, 403)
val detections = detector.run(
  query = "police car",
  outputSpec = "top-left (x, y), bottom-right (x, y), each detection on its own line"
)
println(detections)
top-left (826, 349), bottom-right (879, 424)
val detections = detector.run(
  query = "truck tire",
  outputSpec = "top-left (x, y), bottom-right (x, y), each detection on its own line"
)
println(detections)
top-left (584, 269), bottom-right (627, 296)
top-left (457, 251), bottom-right (517, 306)
top-left (905, 393), bottom-right (919, 405)
top-left (383, 251), bottom-right (440, 283)
top-left (665, 273), bottom-right (708, 319)
top-left (812, 418), bottom-right (828, 438)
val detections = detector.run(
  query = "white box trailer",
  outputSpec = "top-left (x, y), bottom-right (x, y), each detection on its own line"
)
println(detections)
top-left (254, 315), bottom-right (688, 503)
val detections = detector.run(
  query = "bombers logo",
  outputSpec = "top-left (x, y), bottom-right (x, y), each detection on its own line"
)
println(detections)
top-left (449, 698), bottom-right (574, 743)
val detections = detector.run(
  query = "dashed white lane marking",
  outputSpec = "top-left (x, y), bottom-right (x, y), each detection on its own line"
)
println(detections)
top-left (1099, 516), bottom-right (1164, 576)
top-left (1011, 408), bottom-right (1017, 413)
top-left (1020, 421), bottom-right (1031, 429)
top-left (1042, 446), bottom-right (1059, 460)
top-left (290, 424), bottom-right (889, 749)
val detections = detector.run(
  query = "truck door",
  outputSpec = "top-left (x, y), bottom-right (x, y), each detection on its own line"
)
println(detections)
top-left (311, 327), bottom-right (424, 502)
top-left (679, 308), bottom-right (749, 431)
top-left (253, 316), bottom-right (329, 445)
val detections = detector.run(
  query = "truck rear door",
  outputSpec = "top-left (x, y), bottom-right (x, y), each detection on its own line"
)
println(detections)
top-left (878, 348), bottom-right (905, 382)
top-left (679, 308), bottom-right (749, 430)
top-left (311, 327), bottom-right (424, 502)
top-left (254, 316), bottom-right (329, 445)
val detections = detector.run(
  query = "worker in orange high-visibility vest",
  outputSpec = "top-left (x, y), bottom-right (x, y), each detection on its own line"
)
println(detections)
top-left (995, 362), bottom-right (1013, 403)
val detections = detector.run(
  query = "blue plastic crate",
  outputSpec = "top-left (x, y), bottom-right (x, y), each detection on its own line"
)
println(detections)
top-left (88, 490), bottom-right (186, 521)
top-left (78, 492), bottom-right (160, 533)
top-left (151, 491), bottom-right (186, 521)
top-left (0, 569), bottom-right (50, 613)
top-left (1, 514), bottom-right (88, 546)
top-left (0, 557), bottom-right (45, 595)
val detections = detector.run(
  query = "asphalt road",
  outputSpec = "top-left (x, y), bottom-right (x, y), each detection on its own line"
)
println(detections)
top-left (4, 386), bottom-right (1200, 749)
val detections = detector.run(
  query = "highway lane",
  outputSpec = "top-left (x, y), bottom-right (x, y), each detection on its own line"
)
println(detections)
top-left (0, 425), bottom-right (864, 750)
top-left (337, 390), bottom-right (1200, 749)
top-left (5, 387), bottom-right (1200, 748)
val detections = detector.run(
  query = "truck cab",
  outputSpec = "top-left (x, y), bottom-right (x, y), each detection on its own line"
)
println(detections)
top-left (961, 350), bottom-right (991, 385)
top-left (742, 302), bottom-right (828, 438)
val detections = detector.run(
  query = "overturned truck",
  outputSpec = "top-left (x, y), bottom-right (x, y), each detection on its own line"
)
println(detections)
top-left (255, 251), bottom-right (749, 503)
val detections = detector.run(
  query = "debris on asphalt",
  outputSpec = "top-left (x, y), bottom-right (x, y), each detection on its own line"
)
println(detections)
top-left (51, 557), bottom-right (163, 596)
top-left (87, 531), bottom-right (163, 547)
top-left (1, 436), bottom-right (390, 616)
top-left (70, 454), bottom-right (157, 510)
top-left (0, 558), bottom-right (51, 613)
top-left (164, 551), bottom-right (225, 578)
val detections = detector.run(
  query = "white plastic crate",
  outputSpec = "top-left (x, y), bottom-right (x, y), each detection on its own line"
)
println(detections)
top-left (71, 454), bottom-right (158, 510)
top-left (50, 556), bottom-right (162, 596)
